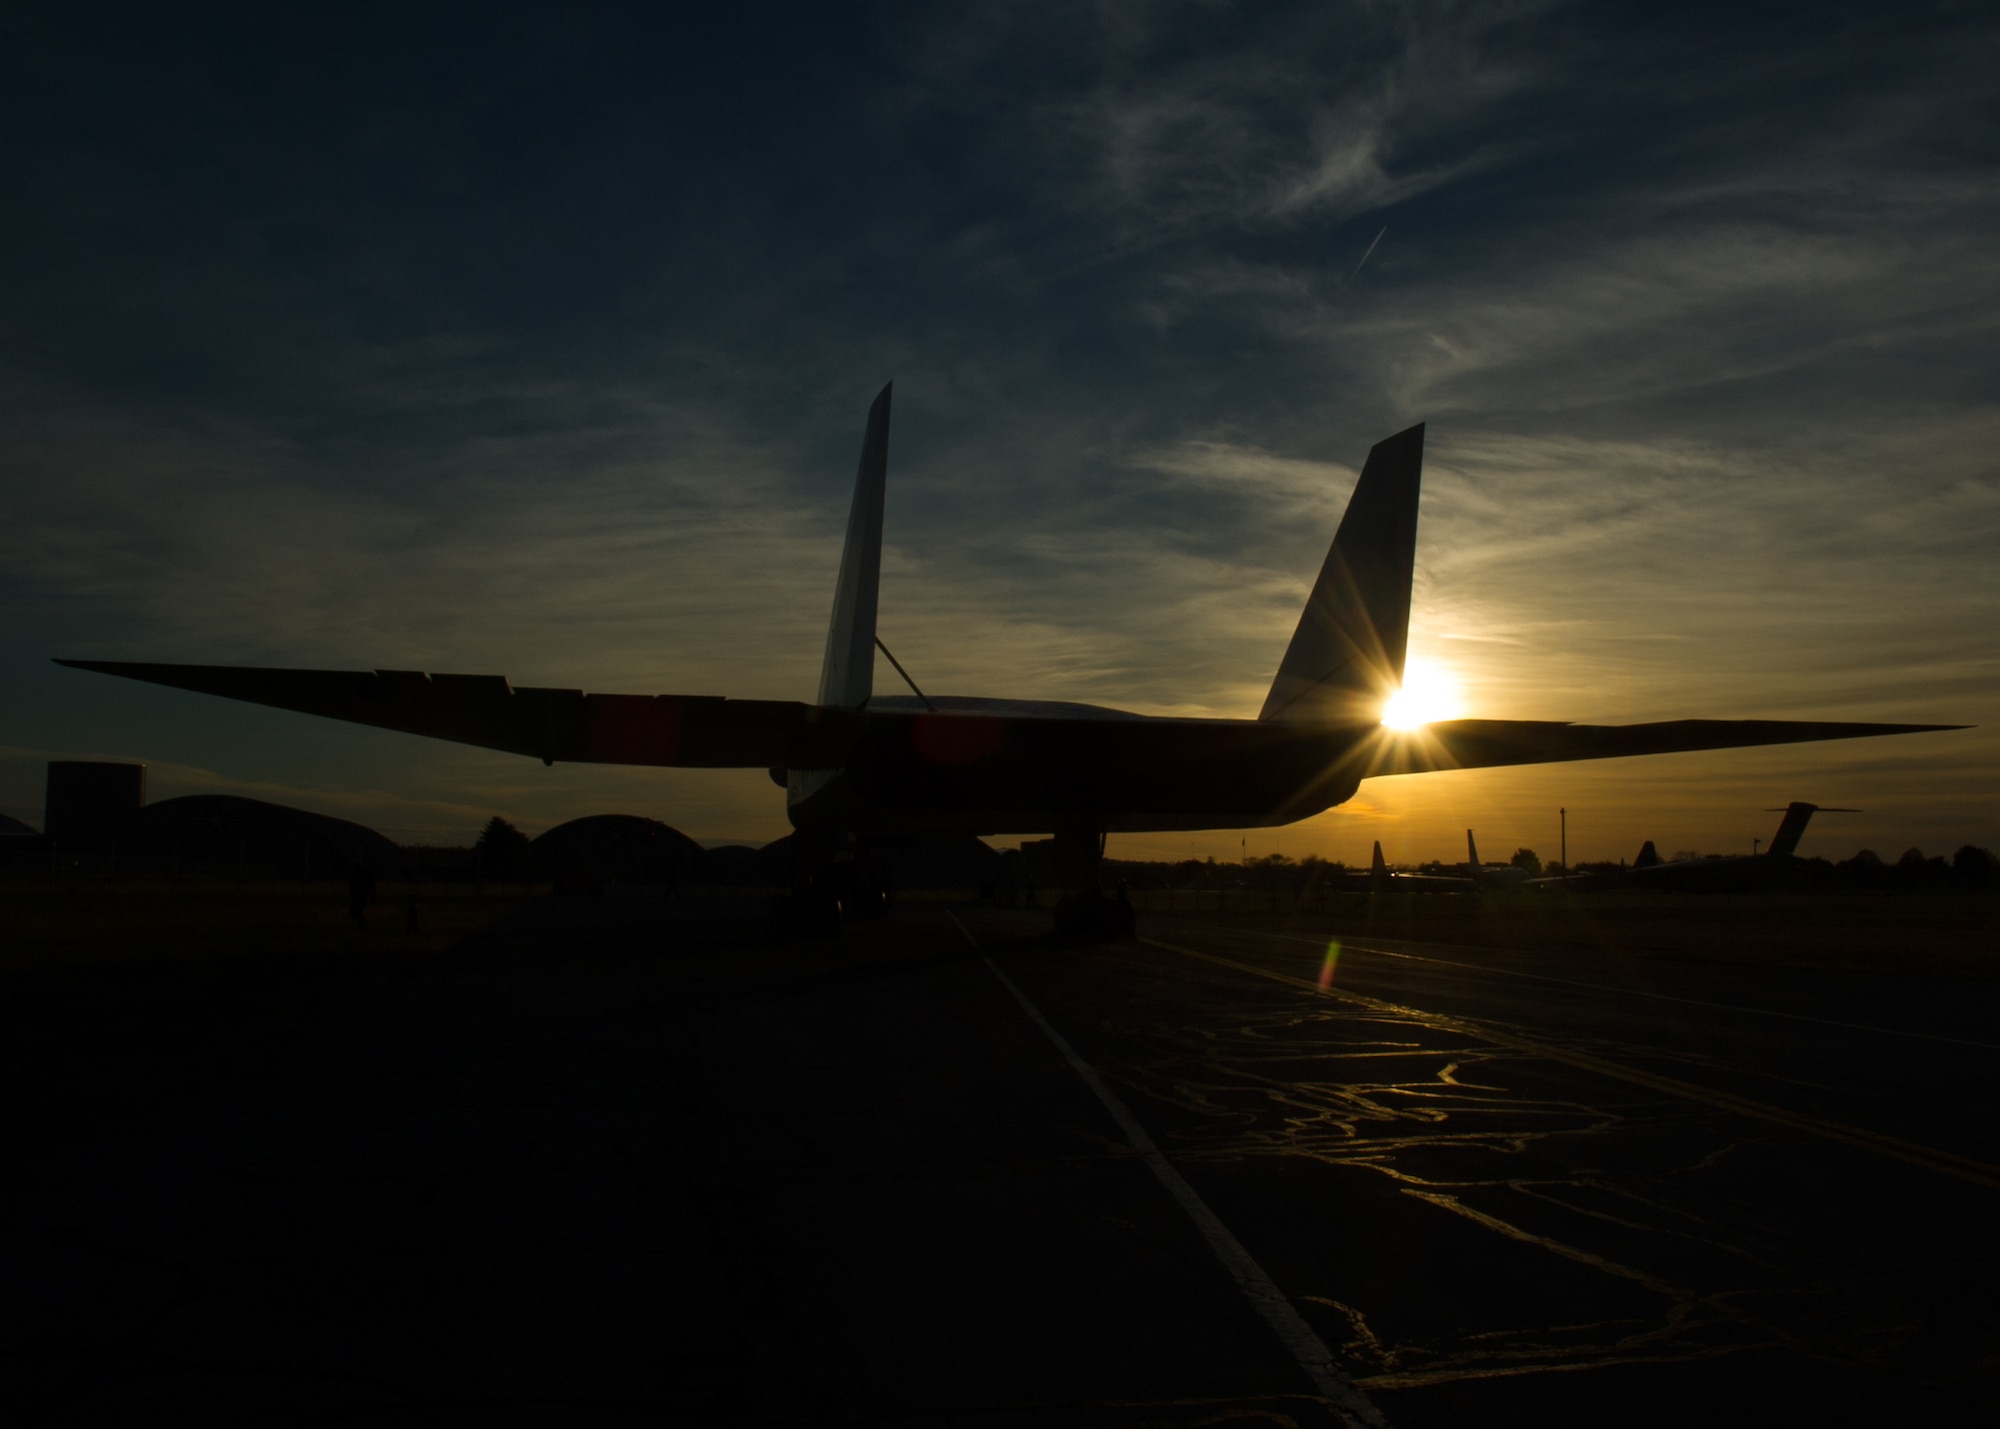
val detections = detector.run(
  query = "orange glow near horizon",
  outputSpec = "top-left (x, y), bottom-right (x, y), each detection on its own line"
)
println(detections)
top-left (1381, 656), bottom-right (1466, 731)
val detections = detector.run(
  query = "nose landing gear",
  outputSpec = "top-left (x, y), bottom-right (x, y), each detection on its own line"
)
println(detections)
top-left (776, 888), bottom-right (844, 938)
top-left (775, 831), bottom-right (894, 937)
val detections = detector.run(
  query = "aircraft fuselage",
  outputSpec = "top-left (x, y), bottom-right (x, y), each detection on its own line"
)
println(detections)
top-left (784, 698), bottom-right (1372, 836)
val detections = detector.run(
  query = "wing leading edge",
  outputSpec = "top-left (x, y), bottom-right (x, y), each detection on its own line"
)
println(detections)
top-left (1368, 718), bottom-right (1964, 775)
top-left (54, 660), bottom-right (810, 768)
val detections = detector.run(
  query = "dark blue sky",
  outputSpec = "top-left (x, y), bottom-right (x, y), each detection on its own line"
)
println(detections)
top-left (5, 1), bottom-right (1995, 859)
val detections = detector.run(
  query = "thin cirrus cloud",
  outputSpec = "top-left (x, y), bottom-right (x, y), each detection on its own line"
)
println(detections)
top-left (1, 1), bottom-right (1994, 860)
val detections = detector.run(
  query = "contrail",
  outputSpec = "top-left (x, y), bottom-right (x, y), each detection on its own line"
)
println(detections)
top-left (1351, 225), bottom-right (1387, 279)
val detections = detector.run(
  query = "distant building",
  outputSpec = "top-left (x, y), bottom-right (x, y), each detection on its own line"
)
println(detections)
top-left (695, 842), bottom-right (788, 889)
top-left (104, 795), bottom-right (399, 878)
top-left (738, 833), bottom-right (1004, 893)
top-left (531, 815), bottom-right (704, 888)
top-left (0, 811), bottom-right (43, 873)
top-left (45, 761), bottom-right (145, 872)
top-left (863, 833), bottom-right (1005, 892)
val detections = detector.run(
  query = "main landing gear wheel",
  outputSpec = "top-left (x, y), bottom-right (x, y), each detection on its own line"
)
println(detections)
top-left (775, 890), bottom-right (843, 939)
top-left (1052, 892), bottom-right (1137, 941)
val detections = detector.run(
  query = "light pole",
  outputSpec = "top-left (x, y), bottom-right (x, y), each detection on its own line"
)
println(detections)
top-left (1560, 807), bottom-right (1567, 883)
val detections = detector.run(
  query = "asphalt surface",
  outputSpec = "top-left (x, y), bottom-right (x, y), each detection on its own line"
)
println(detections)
top-left (3, 894), bottom-right (1996, 1425)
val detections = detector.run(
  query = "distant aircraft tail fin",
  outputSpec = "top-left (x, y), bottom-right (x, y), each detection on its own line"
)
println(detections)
top-left (817, 383), bottom-right (892, 709)
top-left (1466, 828), bottom-right (1481, 876)
top-left (1634, 840), bottom-right (1661, 868)
top-left (1259, 423), bottom-right (1424, 722)
top-left (1763, 801), bottom-right (1860, 859)
top-left (1370, 839), bottom-right (1389, 893)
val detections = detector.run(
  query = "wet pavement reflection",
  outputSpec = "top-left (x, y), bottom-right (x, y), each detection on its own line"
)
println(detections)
top-left (961, 909), bottom-right (1999, 1422)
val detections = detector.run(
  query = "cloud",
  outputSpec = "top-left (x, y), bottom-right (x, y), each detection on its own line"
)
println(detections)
top-left (0, 374), bottom-right (848, 694)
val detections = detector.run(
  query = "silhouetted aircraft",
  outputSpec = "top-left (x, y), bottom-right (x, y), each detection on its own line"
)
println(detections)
top-left (1605, 801), bottom-right (1860, 891)
top-left (1450, 829), bottom-right (1533, 889)
top-left (59, 386), bottom-right (1962, 928)
top-left (1356, 831), bottom-right (1530, 892)
top-left (1360, 828), bottom-right (1528, 884)
top-left (1315, 839), bottom-right (1441, 894)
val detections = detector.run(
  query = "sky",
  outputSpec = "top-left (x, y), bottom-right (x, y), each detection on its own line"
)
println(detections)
top-left (3, 1), bottom-right (1996, 866)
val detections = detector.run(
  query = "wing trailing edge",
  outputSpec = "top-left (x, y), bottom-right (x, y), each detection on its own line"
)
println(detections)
top-left (55, 660), bottom-right (809, 768)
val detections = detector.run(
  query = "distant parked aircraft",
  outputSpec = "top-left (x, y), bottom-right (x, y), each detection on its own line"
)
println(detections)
top-left (1461, 830), bottom-right (1533, 888)
top-left (1325, 839), bottom-right (1454, 894)
top-left (1605, 801), bottom-right (1861, 891)
top-left (1364, 829), bottom-right (1534, 892)
top-left (60, 386), bottom-right (1962, 929)
top-left (1761, 801), bottom-right (1860, 860)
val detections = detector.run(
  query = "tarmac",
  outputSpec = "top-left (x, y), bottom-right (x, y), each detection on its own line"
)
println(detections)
top-left (3, 894), bottom-right (1996, 1425)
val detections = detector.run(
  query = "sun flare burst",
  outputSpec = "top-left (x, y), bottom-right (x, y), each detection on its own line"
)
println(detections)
top-left (1381, 657), bottom-right (1465, 731)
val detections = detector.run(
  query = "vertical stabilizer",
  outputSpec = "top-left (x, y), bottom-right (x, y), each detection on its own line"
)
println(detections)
top-left (1259, 423), bottom-right (1425, 721)
top-left (817, 383), bottom-right (892, 709)
top-left (1370, 840), bottom-right (1389, 893)
top-left (1763, 802), bottom-right (1860, 858)
top-left (1466, 829), bottom-right (1480, 871)
top-left (1634, 840), bottom-right (1661, 868)
top-left (1765, 803), bottom-right (1818, 859)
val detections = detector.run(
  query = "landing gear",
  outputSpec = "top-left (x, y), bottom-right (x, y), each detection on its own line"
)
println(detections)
top-left (774, 832), bottom-right (893, 936)
top-left (1052, 890), bottom-right (1136, 939)
top-left (775, 889), bottom-right (844, 938)
top-left (776, 829), bottom-right (844, 938)
top-left (1047, 822), bottom-right (1135, 942)
top-left (832, 855), bottom-right (892, 920)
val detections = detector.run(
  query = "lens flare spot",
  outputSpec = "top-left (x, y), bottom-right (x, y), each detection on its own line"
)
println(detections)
top-left (1381, 657), bottom-right (1464, 731)
top-left (1318, 940), bottom-right (1341, 989)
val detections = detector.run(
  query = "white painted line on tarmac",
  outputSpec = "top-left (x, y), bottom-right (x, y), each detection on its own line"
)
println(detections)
top-left (945, 912), bottom-right (1389, 1429)
top-left (1229, 926), bottom-right (2000, 1052)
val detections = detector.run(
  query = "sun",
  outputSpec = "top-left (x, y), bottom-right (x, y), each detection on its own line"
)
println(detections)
top-left (1381, 657), bottom-right (1465, 731)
